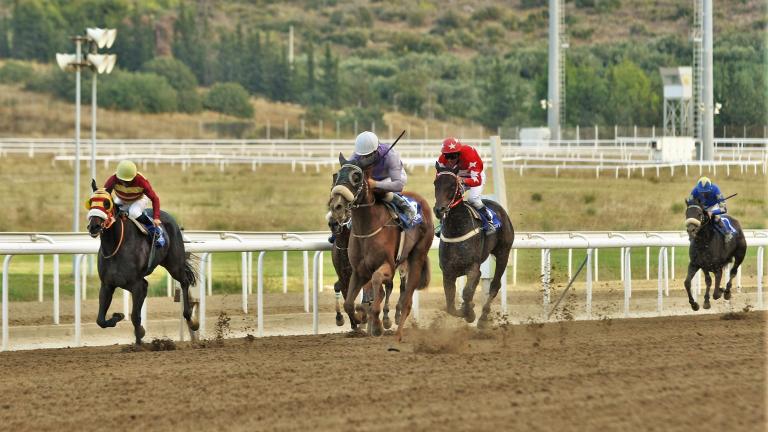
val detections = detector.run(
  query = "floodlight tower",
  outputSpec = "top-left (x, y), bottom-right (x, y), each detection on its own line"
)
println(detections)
top-left (701, 0), bottom-right (715, 160)
top-left (547, 0), bottom-right (567, 141)
top-left (85, 28), bottom-right (117, 188)
top-left (56, 28), bottom-right (116, 232)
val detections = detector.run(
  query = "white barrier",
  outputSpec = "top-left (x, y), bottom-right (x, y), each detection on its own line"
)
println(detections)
top-left (1, 230), bottom-right (767, 351)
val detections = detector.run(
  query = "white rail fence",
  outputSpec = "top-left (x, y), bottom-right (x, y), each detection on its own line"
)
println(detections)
top-left (1, 230), bottom-right (766, 351)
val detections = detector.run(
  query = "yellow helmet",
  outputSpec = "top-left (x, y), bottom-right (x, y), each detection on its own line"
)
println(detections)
top-left (116, 160), bottom-right (137, 181)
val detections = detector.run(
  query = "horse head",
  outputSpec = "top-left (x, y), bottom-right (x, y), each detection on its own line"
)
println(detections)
top-left (684, 201), bottom-right (707, 241)
top-left (433, 162), bottom-right (462, 219)
top-left (86, 179), bottom-right (116, 238)
top-left (328, 153), bottom-right (368, 225)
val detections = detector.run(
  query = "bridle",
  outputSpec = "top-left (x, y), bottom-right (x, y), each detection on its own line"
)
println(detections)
top-left (86, 191), bottom-right (124, 259)
top-left (435, 171), bottom-right (464, 210)
top-left (331, 163), bottom-right (396, 239)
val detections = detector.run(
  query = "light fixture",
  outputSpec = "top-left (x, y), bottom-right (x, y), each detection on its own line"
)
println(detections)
top-left (540, 99), bottom-right (549, 110)
top-left (86, 28), bottom-right (117, 49)
top-left (87, 54), bottom-right (117, 74)
top-left (56, 53), bottom-right (78, 72)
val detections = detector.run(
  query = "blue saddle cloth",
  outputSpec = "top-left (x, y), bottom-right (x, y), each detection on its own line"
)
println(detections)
top-left (484, 206), bottom-right (502, 231)
top-left (715, 215), bottom-right (738, 236)
top-left (388, 195), bottom-right (423, 230)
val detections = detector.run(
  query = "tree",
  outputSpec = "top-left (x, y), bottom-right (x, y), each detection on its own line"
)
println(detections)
top-left (604, 59), bottom-right (660, 126)
top-left (320, 44), bottom-right (339, 107)
top-left (11, 0), bottom-right (65, 62)
top-left (172, 2), bottom-right (211, 84)
top-left (241, 30), bottom-right (263, 94)
top-left (565, 61), bottom-right (609, 126)
top-left (113, 8), bottom-right (156, 71)
top-left (0, 18), bottom-right (11, 58)
top-left (479, 59), bottom-right (523, 129)
top-left (203, 82), bottom-right (253, 118)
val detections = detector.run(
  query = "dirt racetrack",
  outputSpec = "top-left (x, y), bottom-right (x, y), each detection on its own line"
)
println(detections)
top-left (0, 310), bottom-right (765, 432)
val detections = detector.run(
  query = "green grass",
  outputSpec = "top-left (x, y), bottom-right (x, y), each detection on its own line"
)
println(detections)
top-left (0, 155), bottom-right (765, 300)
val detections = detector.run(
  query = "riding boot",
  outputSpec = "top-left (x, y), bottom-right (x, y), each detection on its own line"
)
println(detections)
top-left (137, 213), bottom-right (165, 248)
top-left (478, 205), bottom-right (497, 235)
top-left (718, 219), bottom-right (733, 243)
top-left (390, 193), bottom-right (417, 225)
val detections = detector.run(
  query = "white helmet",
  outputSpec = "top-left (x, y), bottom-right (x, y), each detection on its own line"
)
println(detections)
top-left (354, 131), bottom-right (379, 156)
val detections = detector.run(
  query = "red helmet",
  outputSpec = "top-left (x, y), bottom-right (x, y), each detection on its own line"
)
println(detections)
top-left (441, 137), bottom-right (462, 154)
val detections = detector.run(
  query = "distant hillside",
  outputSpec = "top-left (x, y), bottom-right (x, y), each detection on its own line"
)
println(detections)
top-left (0, 0), bottom-right (764, 132)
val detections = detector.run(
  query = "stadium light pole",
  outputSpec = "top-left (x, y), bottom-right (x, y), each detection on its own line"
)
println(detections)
top-left (85, 28), bottom-right (117, 189)
top-left (56, 28), bottom-right (116, 232)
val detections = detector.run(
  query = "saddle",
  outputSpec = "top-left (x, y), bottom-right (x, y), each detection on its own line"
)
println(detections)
top-left (714, 215), bottom-right (738, 237)
top-left (384, 195), bottom-right (424, 230)
top-left (461, 202), bottom-right (502, 232)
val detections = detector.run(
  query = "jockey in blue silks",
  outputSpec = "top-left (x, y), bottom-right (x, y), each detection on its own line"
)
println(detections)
top-left (327, 131), bottom-right (416, 243)
top-left (686, 176), bottom-right (733, 242)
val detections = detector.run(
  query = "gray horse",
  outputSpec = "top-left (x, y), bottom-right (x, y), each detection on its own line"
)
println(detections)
top-left (86, 180), bottom-right (198, 344)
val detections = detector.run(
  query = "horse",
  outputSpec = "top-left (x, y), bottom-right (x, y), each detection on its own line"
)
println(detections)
top-left (328, 154), bottom-right (433, 341)
top-left (330, 219), bottom-right (398, 329)
top-left (683, 201), bottom-right (747, 310)
top-left (433, 164), bottom-right (514, 327)
top-left (86, 179), bottom-right (199, 344)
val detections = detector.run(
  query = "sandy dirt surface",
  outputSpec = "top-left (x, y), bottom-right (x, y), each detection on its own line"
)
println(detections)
top-left (0, 310), bottom-right (764, 432)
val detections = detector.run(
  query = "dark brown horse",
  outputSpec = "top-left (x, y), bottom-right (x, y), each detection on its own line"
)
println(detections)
top-left (433, 164), bottom-right (514, 327)
top-left (684, 202), bottom-right (747, 310)
top-left (328, 155), bottom-right (433, 341)
top-left (86, 180), bottom-right (198, 344)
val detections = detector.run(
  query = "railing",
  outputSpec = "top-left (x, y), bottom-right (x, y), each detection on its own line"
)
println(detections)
top-left (1, 230), bottom-right (766, 351)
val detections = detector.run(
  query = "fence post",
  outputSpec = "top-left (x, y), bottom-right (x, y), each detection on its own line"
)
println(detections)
top-left (586, 248), bottom-right (593, 317)
top-left (257, 251), bottom-right (266, 336)
top-left (2, 255), bottom-right (12, 351)
top-left (312, 251), bottom-right (322, 335)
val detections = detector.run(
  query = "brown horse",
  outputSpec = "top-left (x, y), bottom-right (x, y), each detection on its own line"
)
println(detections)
top-left (328, 154), bottom-right (433, 341)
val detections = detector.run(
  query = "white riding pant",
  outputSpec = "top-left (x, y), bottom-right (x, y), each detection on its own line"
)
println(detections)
top-left (465, 172), bottom-right (486, 209)
top-left (113, 196), bottom-right (149, 219)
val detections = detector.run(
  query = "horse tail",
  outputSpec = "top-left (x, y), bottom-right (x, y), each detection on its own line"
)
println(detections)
top-left (183, 253), bottom-right (199, 287)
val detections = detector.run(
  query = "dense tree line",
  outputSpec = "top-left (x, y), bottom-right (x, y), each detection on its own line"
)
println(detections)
top-left (0, 0), bottom-right (764, 129)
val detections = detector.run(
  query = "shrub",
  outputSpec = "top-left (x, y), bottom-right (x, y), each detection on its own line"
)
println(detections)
top-left (0, 61), bottom-right (36, 84)
top-left (177, 89), bottom-right (203, 113)
top-left (204, 82), bottom-right (254, 118)
top-left (142, 57), bottom-right (198, 91)
top-left (471, 6), bottom-right (502, 22)
top-left (99, 71), bottom-right (178, 113)
top-left (531, 192), bottom-right (543, 202)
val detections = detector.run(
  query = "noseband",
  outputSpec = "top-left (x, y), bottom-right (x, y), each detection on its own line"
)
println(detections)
top-left (331, 164), bottom-right (374, 215)
top-left (436, 171), bottom-right (464, 210)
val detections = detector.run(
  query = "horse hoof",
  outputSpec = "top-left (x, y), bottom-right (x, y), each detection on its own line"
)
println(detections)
top-left (112, 312), bottom-right (125, 322)
top-left (335, 314), bottom-right (345, 327)
top-left (477, 317), bottom-right (490, 329)
top-left (382, 316), bottom-right (392, 329)
top-left (189, 319), bottom-right (200, 332)
top-left (372, 323), bottom-right (384, 337)
top-left (464, 308), bottom-right (476, 323)
top-left (724, 290), bottom-right (732, 300)
top-left (703, 301), bottom-right (711, 310)
top-left (136, 326), bottom-right (146, 340)
top-left (713, 288), bottom-right (722, 300)
top-left (691, 302), bottom-right (700, 311)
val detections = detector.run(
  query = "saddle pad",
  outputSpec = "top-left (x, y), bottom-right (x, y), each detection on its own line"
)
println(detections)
top-left (719, 216), bottom-right (738, 234)
top-left (386, 195), bottom-right (423, 230)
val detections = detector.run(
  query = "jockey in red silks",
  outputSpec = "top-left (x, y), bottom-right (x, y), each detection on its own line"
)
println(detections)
top-left (103, 160), bottom-right (166, 247)
top-left (436, 137), bottom-right (496, 234)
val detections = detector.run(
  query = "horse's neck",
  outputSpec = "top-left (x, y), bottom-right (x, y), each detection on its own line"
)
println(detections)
top-left (444, 204), bottom-right (475, 234)
top-left (351, 196), bottom-right (389, 233)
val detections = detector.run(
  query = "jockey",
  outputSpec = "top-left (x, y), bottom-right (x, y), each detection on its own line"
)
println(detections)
top-left (103, 160), bottom-right (166, 247)
top-left (327, 131), bottom-right (416, 243)
top-left (686, 176), bottom-right (732, 242)
top-left (436, 137), bottom-right (496, 234)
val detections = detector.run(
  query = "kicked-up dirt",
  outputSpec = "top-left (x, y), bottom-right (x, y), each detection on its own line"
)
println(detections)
top-left (0, 311), bottom-right (764, 431)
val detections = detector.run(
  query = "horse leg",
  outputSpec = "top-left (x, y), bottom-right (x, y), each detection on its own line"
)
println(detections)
top-left (479, 249), bottom-right (511, 328)
top-left (96, 283), bottom-right (122, 328)
top-left (394, 266), bottom-right (407, 325)
top-left (395, 258), bottom-right (425, 342)
top-left (334, 280), bottom-right (345, 327)
top-left (180, 280), bottom-right (199, 340)
top-left (712, 269), bottom-right (723, 305)
top-left (683, 264), bottom-right (700, 311)
top-left (725, 246), bottom-right (747, 300)
top-left (460, 264), bottom-right (482, 324)
top-left (343, 273), bottom-right (364, 331)
top-left (382, 279), bottom-right (394, 330)
top-left (369, 264), bottom-right (392, 337)
top-left (129, 279), bottom-right (148, 344)
top-left (703, 272), bottom-right (713, 309)
top-left (443, 272), bottom-right (460, 317)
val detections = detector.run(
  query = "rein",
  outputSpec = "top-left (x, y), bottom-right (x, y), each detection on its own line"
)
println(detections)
top-left (100, 216), bottom-right (125, 259)
top-left (436, 171), bottom-right (481, 243)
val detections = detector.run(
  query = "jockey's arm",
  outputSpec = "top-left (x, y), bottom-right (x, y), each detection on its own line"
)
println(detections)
top-left (370, 153), bottom-right (406, 193)
top-left (136, 176), bottom-right (162, 221)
